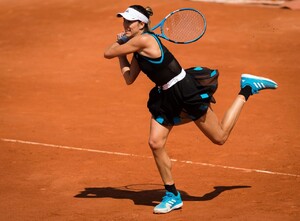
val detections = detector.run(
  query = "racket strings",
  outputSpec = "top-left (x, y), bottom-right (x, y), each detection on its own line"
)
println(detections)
top-left (163, 11), bottom-right (205, 42)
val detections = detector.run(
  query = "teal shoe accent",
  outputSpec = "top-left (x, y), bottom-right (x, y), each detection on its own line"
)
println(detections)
top-left (241, 74), bottom-right (278, 94)
top-left (154, 191), bottom-right (183, 214)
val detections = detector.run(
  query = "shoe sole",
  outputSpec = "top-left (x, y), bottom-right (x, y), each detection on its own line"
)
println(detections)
top-left (153, 202), bottom-right (183, 214)
top-left (242, 74), bottom-right (278, 88)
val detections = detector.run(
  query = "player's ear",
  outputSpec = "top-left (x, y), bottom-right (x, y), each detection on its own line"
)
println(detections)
top-left (138, 22), bottom-right (146, 30)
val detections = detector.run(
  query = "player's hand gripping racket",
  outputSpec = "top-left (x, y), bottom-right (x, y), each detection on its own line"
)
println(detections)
top-left (151, 8), bottom-right (207, 44)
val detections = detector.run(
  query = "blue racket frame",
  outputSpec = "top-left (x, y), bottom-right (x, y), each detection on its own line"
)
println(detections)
top-left (151, 8), bottom-right (207, 44)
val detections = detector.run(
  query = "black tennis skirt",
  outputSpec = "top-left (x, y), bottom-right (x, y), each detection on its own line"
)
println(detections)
top-left (147, 66), bottom-right (219, 126)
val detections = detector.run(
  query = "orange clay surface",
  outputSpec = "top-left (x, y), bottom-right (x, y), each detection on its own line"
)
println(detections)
top-left (0, 0), bottom-right (299, 220)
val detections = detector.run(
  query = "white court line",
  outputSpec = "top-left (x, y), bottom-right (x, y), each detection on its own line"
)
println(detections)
top-left (1, 138), bottom-right (299, 178)
top-left (190, 0), bottom-right (285, 4)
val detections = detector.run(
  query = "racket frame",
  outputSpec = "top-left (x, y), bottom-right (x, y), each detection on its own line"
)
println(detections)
top-left (151, 8), bottom-right (207, 44)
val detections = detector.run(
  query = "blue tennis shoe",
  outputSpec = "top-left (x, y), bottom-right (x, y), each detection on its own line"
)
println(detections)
top-left (153, 191), bottom-right (183, 214)
top-left (241, 74), bottom-right (278, 94)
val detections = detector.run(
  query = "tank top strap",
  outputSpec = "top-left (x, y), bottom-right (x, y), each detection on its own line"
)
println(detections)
top-left (141, 32), bottom-right (165, 64)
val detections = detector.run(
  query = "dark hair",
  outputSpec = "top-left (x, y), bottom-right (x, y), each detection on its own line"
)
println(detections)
top-left (129, 5), bottom-right (153, 31)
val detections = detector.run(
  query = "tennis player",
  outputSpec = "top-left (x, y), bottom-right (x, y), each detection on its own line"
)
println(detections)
top-left (104, 5), bottom-right (278, 214)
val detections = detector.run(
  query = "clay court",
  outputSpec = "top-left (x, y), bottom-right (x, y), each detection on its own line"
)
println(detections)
top-left (0, 0), bottom-right (299, 220)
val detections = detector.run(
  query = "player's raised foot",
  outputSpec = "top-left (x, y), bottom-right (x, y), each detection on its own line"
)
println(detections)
top-left (241, 74), bottom-right (278, 94)
top-left (153, 191), bottom-right (183, 214)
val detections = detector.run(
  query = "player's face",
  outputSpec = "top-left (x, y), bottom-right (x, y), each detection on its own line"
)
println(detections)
top-left (123, 19), bottom-right (144, 37)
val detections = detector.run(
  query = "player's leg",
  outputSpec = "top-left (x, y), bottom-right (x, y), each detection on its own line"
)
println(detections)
top-left (194, 95), bottom-right (246, 145)
top-left (148, 117), bottom-right (183, 213)
top-left (148, 117), bottom-right (173, 185)
top-left (194, 73), bottom-right (278, 145)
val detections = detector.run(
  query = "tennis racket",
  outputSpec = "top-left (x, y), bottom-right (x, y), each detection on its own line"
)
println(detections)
top-left (151, 8), bottom-right (207, 44)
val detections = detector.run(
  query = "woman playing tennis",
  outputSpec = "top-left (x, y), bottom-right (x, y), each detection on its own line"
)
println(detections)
top-left (104, 5), bottom-right (278, 214)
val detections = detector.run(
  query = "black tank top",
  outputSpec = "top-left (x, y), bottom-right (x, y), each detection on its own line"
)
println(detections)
top-left (134, 33), bottom-right (182, 86)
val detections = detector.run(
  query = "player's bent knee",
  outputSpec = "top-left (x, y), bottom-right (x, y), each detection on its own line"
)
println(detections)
top-left (212, 139), bottom-right (226, 146)
top-left (210, 135), bottom-right (227, 146)
top-left (148, 138), bottom-right (164, 151)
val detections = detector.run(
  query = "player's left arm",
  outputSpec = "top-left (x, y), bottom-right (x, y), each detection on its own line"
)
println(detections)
top-left (118, 55), bottom-right (140, 85)
top-left (104, 35), bottom-right (146, 84)
top-left (104, 35), bottom-right (145, 59)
